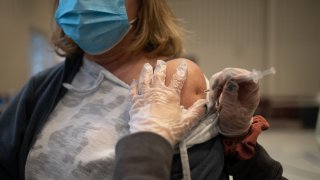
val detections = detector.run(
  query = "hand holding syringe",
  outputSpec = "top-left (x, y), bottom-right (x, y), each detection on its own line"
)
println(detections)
top-left (206, 67), bottom-right (276, 137)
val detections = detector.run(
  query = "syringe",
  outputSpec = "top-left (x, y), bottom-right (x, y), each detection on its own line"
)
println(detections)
top-left (204, 67), bottom-right (276, 93)
top-left (241, 67), bottom-right (276, 83)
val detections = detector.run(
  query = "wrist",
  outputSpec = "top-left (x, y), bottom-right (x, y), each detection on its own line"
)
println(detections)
top-left (130, 126), bottom-right (175, 146)
top-left (152, 129), bottom-right (175, 147)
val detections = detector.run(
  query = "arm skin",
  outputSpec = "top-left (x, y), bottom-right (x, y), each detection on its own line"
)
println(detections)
top-left (165, 58), bottom-right (207, 109)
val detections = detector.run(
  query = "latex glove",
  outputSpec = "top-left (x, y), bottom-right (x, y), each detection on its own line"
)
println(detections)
top-left (129, 60), bottom-right (206, 146)
top-left (208, 68), bottom-right (260, 137)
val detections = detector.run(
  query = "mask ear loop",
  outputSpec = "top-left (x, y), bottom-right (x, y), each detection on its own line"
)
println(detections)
top-left (129, 18), bottom-right (138, 25)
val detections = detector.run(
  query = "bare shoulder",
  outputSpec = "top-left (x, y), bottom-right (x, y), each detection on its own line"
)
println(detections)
top-left (165, 58), bottom-right (206, 108)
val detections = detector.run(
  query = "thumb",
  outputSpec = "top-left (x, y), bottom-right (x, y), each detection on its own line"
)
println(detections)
top-left (183, 99), bottom-right (206, 129)
top-left (219, 80), bottom-right (239, 106)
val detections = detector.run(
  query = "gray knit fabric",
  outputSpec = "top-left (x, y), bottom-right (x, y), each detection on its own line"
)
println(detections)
top-left (25, 59), bottom-right (131, 180)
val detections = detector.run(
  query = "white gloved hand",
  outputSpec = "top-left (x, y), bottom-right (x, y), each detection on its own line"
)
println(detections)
top-left (129, 60), bottom-right (206, 146)
top-left (208, 68), bottom-right (260, 137)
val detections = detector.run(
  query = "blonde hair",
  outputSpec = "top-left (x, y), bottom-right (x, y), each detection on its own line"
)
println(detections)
top-left (51, 0), bottom-right (184, 58)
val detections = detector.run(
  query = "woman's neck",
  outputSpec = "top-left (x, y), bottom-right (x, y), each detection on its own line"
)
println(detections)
top-left (85, 49), bottom-right (140, 71)
top-left (85, 52), bottom-right (149, 85)
top-left (84, 36), bottom-right (157, 84)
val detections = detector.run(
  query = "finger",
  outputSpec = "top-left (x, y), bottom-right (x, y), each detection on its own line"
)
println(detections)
top-left (238, 81), bottom-right (260, 109)
top-left (209, 71), bottom-right (225, 103)
top-left (222, 68), bottom-right (252, 83)
top-left (212, 82), bottom-right (223, 103)
top-left (186, 99), bottom-right (206, 117)
top-left (168, 60), bottom-right (187, 94)
top-left (152, 60), bottom-right (167, 87)
top-left (219, 80), bottom-right (239, 107)
top-left (130, 96), bottom-right (143, 111)
top-left (130, 79), bottom-right (138, 98)
top-left (209, 71), bottom-right (223, 90)
top-left (239, 82), bottom-right (259, 100)
top-left (183, 99), bottom-right (206, 129)
top-left (207, 85), bottom-right (223, 113)
top-left (138, 63), bottom-right (153, 94)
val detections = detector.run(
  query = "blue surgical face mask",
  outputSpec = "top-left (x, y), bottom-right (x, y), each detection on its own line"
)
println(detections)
top-left (55, 0), bottom-right (132, 55)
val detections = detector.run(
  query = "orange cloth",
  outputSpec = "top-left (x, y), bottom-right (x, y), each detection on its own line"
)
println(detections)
top-left (223, 115), bottom-right (270, 160)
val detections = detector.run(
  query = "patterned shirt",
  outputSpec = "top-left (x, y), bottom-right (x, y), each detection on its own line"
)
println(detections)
top-left (25, 58), bottom-right (131, 180)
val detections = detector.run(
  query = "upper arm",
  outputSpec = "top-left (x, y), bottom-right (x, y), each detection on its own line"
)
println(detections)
top-left (165, 58), bottom-right (207, 108)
